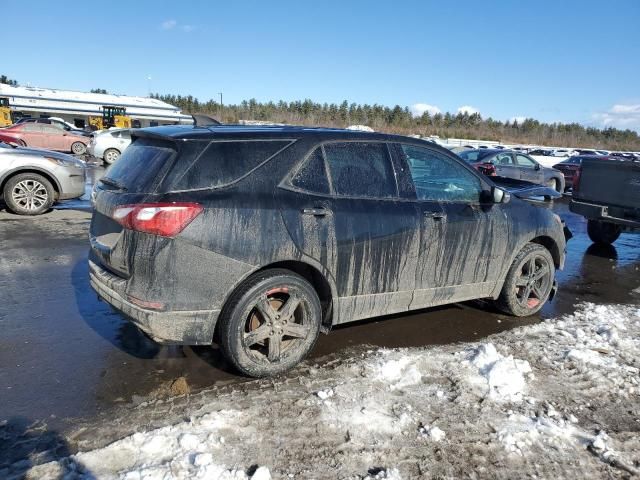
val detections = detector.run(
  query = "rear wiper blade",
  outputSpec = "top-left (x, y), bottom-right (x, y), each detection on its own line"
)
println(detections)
top-left (100, 177), bottom-right (128, 191)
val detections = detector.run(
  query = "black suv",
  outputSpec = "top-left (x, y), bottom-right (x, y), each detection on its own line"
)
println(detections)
top-left (89, 125), bottom-right (566, 377)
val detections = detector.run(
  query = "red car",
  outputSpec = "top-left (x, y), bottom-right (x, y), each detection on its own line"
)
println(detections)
top-left (553, 155), bottom-right (615, 190)
top-left (0, 122), bottom-right (88, 154)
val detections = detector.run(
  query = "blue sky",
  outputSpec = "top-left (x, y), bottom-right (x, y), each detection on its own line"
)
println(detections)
top-left (6, 0), bottom-right (640, 129)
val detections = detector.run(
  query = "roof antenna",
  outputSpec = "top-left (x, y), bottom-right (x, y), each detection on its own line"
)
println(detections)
top-left (192, 114), bottom-right (222, 127)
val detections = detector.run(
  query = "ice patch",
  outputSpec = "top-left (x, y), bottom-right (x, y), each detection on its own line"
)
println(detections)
top-left (370, 353), bottom-right (422, 390)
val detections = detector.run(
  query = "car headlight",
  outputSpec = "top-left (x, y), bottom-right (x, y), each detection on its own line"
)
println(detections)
top-left (45, 156), bottom-right (83, 168)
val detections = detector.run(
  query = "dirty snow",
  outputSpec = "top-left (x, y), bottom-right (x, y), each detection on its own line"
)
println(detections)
top-left (22, 303), bottom-right (640, 479)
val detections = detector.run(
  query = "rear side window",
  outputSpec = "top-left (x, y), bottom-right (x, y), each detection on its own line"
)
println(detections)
top-left (101, 138), bottom-right (176, 193)
top-left (324, 142), bottom-right (397, 198)
top-left (291, 147), bottom-right (330, 194)
top-left (172, 140), bottom-right (291, 190)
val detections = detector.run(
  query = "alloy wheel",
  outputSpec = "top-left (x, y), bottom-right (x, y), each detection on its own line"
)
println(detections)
top-left (515, 253), bottom-right (552, 309)
top-left (11, 179), bottom-right (49, 212)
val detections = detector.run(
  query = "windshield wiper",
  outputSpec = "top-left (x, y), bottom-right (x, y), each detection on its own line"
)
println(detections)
top-left (100, 177), bottom-right (128, 191)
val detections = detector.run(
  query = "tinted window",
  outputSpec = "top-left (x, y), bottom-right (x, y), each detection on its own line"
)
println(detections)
top-left (20, 123), bottom-right (41, 132)
top-left (458, 149), bottom-right (493, 163)
top-left (101, 139), bottom-right (175, 193)
top-left (516, 154), bottom-right (536, 167)
top-left (400, 144), bottom-right (482, 202)
top-left (173, 140), bottom-right (291, 190)
top-left (291, 147), bottom-right (330, 194)
top-left (494, 152), bottom-right (514, 165)
top-left (324, 142), bottom-right (397, 198)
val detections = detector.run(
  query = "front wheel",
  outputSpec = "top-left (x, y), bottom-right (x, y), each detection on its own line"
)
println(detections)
top-left (3, 172), bottom-right (55, 215)
top-left (217, 269), bottom-right (321, 377)
top-left (495, 243), bottom-right (555, 317)
top-left (587, 220), bottom-right (621, 245)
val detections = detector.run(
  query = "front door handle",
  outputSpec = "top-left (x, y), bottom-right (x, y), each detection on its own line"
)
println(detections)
top-left (424, 211), bottom-right (446, 220)
top-left (302, 207), bottom-right (329, 217)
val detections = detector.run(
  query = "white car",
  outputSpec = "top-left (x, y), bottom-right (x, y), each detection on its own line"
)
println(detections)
top-left (87, 129), bottom-right (132, 164)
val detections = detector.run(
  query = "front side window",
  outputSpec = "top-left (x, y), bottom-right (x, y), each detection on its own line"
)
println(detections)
top-left (400, 144), bottom-right (482, 202)
top-left (516, 154), bottom-right (537, 168)
top-left (291, 147), bottom-right (330, 194)
top-left (494, 152), bottom-right (514, 165)
top-left (323, 142), bottom-right (397, 198)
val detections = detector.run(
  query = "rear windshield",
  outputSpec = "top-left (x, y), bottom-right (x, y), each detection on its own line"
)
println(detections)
top-left (171, 140), bottom-right (292, 190)
top-left (458, 150), bottom-right (492, 162)
top-left (101, 138), bottom-right (175, 193)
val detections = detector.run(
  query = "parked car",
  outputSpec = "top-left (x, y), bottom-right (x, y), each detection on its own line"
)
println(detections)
top-left (14, 117), bottom-right (89, 136)
top-left (552, 155), bottom-right (617, 190)
top-left (570, 156), bottom-right (640, 244)
top-left (87, 128), bottom-right (132, 164)
top-left (0, 141), bottom-right (86, 215)
top-left (0, 122), bottom-right (89, 154)
top-left (552, 149), bottom-right (571, 157)
top-left (528, 149), bottom-right (553, 156)
top-left (89, 126), bottom-right (568, 377)
top-left (458, 149), bottom-right (565, 192)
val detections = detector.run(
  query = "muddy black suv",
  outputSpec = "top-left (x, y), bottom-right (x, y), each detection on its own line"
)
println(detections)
top-left (89, 125), bottom-right (566, 377)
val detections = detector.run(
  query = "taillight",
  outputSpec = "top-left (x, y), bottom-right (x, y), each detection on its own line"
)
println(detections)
top-left (572, 166), bottom-right (582, 192)
top-left (113, 202), bottom-right (203, 237)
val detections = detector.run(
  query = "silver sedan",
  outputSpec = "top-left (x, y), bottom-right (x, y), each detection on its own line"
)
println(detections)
top-left (0, 142), bottom-right (86, 215)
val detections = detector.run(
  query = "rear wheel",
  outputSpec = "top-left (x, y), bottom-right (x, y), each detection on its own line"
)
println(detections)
top-left (218, 269), bottom-right (321, 377)
top-left (587, 220), bottom-right (621, 245)
top-left (496, 243), bottom-right (555, 317)
top-left (71, 141), bottom-right (86, 155)
top-left (3, 172), bottom-right (55, 215)
top-left (103, 148), bottom-right (120, 165)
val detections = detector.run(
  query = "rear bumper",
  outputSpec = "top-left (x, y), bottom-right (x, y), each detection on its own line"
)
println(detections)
top-left (570, 200), bottom-right (640, 229)
top-left (89, 260), bottom-right (219, 345)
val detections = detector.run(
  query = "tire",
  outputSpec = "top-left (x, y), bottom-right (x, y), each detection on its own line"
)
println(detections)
top-left (495, 243), bottom-right (555, 317)
top-left (546, 178), bottom-right (559, 191)
top-left (587, 220), bottom-right (621, 245)
top-left (71, 141), bottom-right (86, 155)
top-left (103, 148), bottom-right (120, 165)
top-left (3, 172), bottom-right (55, 215)
top-left (218, 268), bottom-right (322, 377)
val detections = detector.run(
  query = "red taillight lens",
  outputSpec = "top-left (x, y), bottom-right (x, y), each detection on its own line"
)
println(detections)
top-left (113, 202), bottom-right (203, 237)
top-left (572, 167), bottom-right (582, 192)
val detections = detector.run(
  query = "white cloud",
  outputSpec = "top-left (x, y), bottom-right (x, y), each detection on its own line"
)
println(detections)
top-left (182, 25), bottom-right (196, 32)
top-left (509, 116), bottom-right (527, 124)
top-left (457, 105), bottom-right (479, 115)
top-left (410, 103), bottom-right (441, 118)
top-left (161, 19), bottom-right (177, 30)
top-left (593, 104), bottom-right (640, 131)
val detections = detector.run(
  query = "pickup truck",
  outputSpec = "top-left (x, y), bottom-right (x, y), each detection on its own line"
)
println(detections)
top-left (570, 157), bottom-right (640, 245)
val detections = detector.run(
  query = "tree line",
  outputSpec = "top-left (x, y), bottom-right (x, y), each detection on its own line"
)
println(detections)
top-left (151, 93), bottom-right (640, 151)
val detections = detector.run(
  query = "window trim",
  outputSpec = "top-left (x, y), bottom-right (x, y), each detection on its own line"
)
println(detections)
top-left (394, 142), bottom-right (490, 205)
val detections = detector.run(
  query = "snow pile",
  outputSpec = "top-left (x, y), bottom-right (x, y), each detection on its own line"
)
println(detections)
top-left (346, 125), bottom-right (374, 132)
top-left (23, 303), bottom-right (640, 479)
top-left (466, 343), bottom-right (533, 402)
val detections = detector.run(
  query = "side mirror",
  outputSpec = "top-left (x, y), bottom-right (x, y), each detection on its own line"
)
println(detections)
top-left (534, 163), bottom-right (541, 171)
top-left (491, 186), bottom-right (511, 204)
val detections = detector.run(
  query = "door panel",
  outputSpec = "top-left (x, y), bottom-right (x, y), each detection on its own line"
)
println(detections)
top-left (493, 152), bottom-right (519, 179)
top-left (516, 154), bottom-right (544, 183)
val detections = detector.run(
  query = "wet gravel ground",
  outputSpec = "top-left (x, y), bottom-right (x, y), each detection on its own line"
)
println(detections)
top-left (1, 164), bottom-right (639, 451)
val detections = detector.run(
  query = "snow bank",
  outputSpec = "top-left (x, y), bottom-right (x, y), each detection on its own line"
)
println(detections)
top-left (24, 303), bottom-right (640, 479)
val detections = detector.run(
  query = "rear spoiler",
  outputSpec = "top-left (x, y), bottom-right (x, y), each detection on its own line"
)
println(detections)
top-left (192, 114), bottom-right (222, 127)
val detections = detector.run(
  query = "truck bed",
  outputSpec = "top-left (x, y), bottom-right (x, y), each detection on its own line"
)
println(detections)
top-left (574, 157), bottom-right (640, 210)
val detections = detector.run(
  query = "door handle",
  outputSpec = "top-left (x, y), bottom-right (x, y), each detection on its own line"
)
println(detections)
top-left (424, 211), bottom-right (446, 220)
top-left (302, 207), bottom-right (329, 217)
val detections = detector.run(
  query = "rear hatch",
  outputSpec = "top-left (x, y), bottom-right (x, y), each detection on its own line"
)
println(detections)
top-left (90, 136), bottom-right (182, 278)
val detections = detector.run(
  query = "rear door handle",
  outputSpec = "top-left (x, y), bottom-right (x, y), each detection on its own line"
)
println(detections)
top-left (302, 207), bottom-right (329, 217)
top-left (424, 211), bottom-right (446, 220)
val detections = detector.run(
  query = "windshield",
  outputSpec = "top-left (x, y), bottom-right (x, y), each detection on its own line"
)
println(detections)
top-left (458, 150), bottom-right (492, 163)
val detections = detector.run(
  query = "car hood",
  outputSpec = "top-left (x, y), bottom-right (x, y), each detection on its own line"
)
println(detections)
top-left (491, 176), bottom-right (561, 200)
top-left (1, 145), bottom-right (85, 165)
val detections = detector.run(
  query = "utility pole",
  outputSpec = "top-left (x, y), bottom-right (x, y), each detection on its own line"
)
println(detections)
top-left (218, 92), bottom-right (223, 119)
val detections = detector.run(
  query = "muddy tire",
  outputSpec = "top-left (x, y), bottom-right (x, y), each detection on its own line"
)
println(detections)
top-left (103, 148), bottom-right (120, 165)
top-left (587, 220), bottom-right (621, 245)
top-left (3, 172), bottom-right (55, 215)
top-left (71, 141), bottom-right (86, 155)
top-left (495, 243), bottom-right (555, 317)
top-left (217, 269), bottom-right (321, 377)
